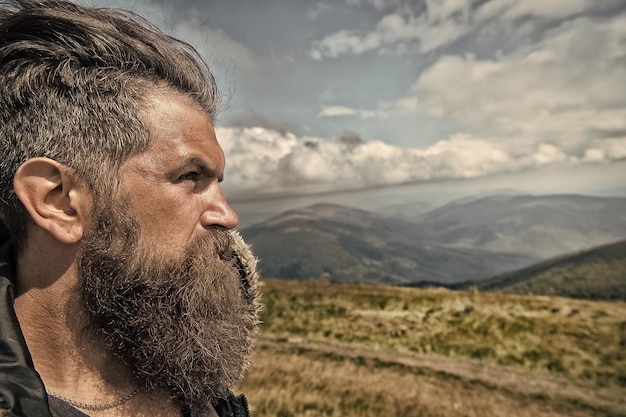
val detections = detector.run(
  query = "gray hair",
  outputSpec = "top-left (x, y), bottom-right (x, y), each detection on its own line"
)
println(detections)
top-left (0, 0), bottom-right (220, 250)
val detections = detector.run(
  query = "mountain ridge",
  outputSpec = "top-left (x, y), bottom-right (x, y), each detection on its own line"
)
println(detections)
top-left (411, 194), bottom-right (626, 257)
top-left (242, 202), bottom-right (537, 285)
top-left (241, 194), bottom-right (626, 289)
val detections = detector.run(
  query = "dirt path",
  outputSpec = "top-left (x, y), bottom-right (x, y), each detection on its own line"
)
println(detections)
top-left (261, 337), bottom-right (626, 416)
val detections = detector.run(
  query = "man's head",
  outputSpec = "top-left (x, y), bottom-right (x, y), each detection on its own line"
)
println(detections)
top-left (0, 0), bottom-right (220, 250)
top-left (0, 0), bottom-right (261, 411)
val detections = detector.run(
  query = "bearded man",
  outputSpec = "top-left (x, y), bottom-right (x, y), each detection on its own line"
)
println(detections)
top-left (0, 1), bottom-right (262, 416)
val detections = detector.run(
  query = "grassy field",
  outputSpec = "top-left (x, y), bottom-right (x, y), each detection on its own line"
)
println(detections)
top-left (237, 279), bottom-right (626, 417)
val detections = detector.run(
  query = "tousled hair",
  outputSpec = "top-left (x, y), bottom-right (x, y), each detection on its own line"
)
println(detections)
top-left (0, 0), bottom-right (220, 250)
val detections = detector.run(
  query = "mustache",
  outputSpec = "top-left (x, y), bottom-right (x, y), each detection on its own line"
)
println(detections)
top-left (205, 227), bottom-right (234, 260)
top-left (86, 209), bottom-right (235, 262)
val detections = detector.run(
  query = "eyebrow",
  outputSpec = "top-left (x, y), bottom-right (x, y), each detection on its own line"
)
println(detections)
top-left (171, 157), bottom-right (224, 182)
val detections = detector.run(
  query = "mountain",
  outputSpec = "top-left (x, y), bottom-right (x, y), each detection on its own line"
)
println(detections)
top-left (374, 188), bottom-right (528, 223)
top-left (241, 203), bottom-right (538, 285)
top-left (241, 194), bottom-right (626, 287)
top-left (374, 200), bottom-right (436, 222)
top-left (466, 239), bottom-right (626, 300)
top-left (413, 194), bottom-right (626, 258)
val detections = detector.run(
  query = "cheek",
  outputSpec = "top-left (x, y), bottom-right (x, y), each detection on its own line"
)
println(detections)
top-left (141, 197), bottom-right (205, 242)
top-left (118, 179), bottom-right (206, 245)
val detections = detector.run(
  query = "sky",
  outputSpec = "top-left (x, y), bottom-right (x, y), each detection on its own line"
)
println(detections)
top-left (86, 0), bottom-right (626, 224)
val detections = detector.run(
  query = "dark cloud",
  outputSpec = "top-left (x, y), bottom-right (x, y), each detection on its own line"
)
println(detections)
top-left (338, 131), bottom-right (364, 146)
top-left (226, 110), bottom-right (297, 136)
top-left (588, 129), bottom-right (626, 140)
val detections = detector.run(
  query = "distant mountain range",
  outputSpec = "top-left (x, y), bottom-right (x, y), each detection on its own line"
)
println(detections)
top-left (241, 194), bottom-right (626, 286)
top-left (408, 194), bottom-right (626, 258)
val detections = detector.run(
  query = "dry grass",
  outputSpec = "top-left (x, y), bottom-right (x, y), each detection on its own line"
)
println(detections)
top-left (237, 279), bottom-right (626, 417)
top-left (241, 342), bottom-right (612, 417)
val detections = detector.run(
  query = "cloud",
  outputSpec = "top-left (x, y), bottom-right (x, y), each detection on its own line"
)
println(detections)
top-left (308, 3), bottom-right (333, 20)
top-left (217, 127), bottom-right (618, 197)
top-left (477, 0), bottom-right (594, 21)
top-left (323, 15), bottom-right (622, 121)
top-left (586, 138), bottom-right (626, 161)
top-left (310, 13), bottom-right (432, 60)
top-left (310, 1), bottom-right (463, 59)
top-left (385, 12), bottom-right (626, 154)
top-left (319, 105), bottom-right (359, 116)
top-left (174, 17), bottom-right (259, 74)
top-left (311, 0), bottom-right (604, 59)
top-left (227, 110), bottom-right (296, 136)
top-left (301, 3), bottom-right (625, 199)
top-left (345, 0), bottom-right (404, 11)
top-left (338, 131), bottom-right (364, 146)
top-left (319, 105), bottom-right (384, 118)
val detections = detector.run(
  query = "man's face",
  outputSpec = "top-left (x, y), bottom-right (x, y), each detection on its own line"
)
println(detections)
top-left (115, 92), bottom-right (239, 256)
top-left (73, 93), bottom-right (260, 411)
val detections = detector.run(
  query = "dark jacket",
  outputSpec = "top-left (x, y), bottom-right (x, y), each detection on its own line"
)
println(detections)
top-left (0, 240), bottom-right (52, 417)
top-left (0, 229), bottom-right (251, 417)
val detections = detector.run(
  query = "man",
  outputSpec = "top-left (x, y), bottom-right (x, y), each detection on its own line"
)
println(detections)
top-left (0, 1), bottom-right (262, 416)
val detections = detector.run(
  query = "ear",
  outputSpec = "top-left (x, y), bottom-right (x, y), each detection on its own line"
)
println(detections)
top-left (13, 158), bottom-right (92, 245)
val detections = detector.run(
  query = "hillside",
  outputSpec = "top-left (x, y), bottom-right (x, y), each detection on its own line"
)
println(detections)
top-left (472, 239), bottom-right (626, 300)
top-left (414, 194), bottom-right (626, 258)
top-left (242, 203), bottom-right (537, 285)
top-left (241, 195), bottom-right (626, 286)
top-left (239, 279), bottom-right (626, 417)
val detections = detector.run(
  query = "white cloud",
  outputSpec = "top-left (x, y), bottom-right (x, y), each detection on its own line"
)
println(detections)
top-left (310, 48), bottom-right (323, 61)
top-left (527, 144), bottom-right (570, 166)
top-left (582, 148), bottom-right (605, 162)
top-left (217, 126), bottom-right (619, 197)
top-left (308, 3), bottom-right (333, 20)
top-left (311, 11), bottom-right (464, 58)
top-left (305, 6), bottom-right (625, 197)
top-left (390, 12), bottom-right (626, 154)
top-left (310, 0), bottom-right (464, 59)
top-left (426, 0), bottom-right (468, 21)
top-left (591, 138), bottom-right (626, 160)
top-left (319, 106), bottom-right (358, 116)
top-left (497, 0), bottom-right (593, 20)
top-left (319, 105), bottom-right (385, 118)
top-left (311, 0), bottom-right (604, 59)
top-left (390, 96), bottom-right (418, 113)
top-left (311, 26), bottom-right (385, 58)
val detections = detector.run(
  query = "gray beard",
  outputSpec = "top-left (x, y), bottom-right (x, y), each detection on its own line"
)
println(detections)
top-left (75, 203), bottom-right (260, 412)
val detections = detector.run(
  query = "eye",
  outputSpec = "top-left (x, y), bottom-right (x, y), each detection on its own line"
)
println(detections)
top-left (179, 171), bottom-right (201, 182)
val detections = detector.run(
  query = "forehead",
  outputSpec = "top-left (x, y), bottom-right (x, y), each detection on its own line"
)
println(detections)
top-left (132, 93), bottom-right (224, 172)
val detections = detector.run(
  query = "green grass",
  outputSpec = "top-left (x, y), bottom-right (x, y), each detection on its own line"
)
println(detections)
top-left (259, 278), bottom-right (626, 386)
top-left (240, 278), bottom-right (626, 417)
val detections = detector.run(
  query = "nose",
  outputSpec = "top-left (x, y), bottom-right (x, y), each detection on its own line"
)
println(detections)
top-left (200, 188), bottom-right (238, 230)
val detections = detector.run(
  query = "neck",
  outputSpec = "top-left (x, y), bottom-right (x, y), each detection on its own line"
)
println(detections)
top-left (13, 244), bottom-right (183, 417)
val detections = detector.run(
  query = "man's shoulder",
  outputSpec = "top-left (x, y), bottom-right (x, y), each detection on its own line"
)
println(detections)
top-left (212, 392), bottom-right (250, 417)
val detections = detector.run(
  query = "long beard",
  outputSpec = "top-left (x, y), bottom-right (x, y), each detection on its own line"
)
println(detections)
top-left (75, 203), bottom-right (261, 411)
